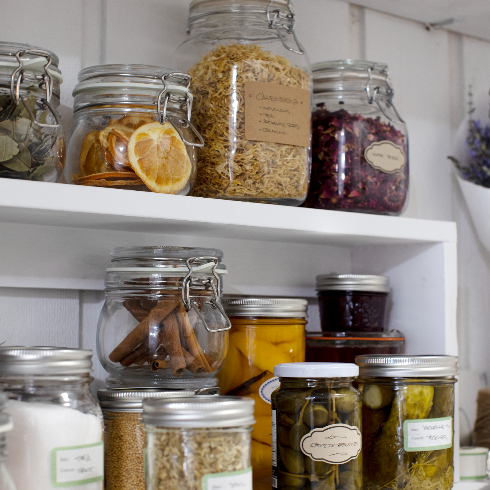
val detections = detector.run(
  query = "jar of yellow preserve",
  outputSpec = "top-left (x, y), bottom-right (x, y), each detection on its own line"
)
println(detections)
top-left (218, 296), bottom-right (307, 490)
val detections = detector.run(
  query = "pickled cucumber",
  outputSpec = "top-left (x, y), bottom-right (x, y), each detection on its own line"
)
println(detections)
top-left (303, 404), bottom-right (329, 429)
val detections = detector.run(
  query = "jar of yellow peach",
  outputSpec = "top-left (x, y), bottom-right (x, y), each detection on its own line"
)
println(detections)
top-left (218, 296), bottom-right (307, 490)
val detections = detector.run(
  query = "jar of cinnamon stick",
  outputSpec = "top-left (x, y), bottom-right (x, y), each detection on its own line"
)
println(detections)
top-left (96, 246), bottom-right (231, 388)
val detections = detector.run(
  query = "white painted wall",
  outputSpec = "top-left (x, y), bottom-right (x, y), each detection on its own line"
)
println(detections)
top-left (0, 0), bottom-right (488, 443)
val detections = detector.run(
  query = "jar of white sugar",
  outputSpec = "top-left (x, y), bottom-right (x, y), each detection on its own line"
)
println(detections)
top-left (0, 347), bottom-right (104, 490)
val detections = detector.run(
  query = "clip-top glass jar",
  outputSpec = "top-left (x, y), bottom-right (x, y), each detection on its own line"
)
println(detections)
top-left (356, 355), bottom-right (458, 490)
top-left (0, 42), bottom-right (64, 183)
top-left (272, 363), bottom-right (362, 490)
top-left (304, 60), bottom-right (408, 215)
top-left (97, 246), bottom-right (231, 388)
top-left (65, 65), bottom-right (203, 193)
top-left (0, 347), bottom-right (103, 490)
top-left (174, 0), bottom-right (312, 205)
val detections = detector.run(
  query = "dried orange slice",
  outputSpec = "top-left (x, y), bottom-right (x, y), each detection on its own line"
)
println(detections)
top-left (108, 128), bottom-right (132, 170)
top-left (127, 121), bottom-right (191, 194)
top-left (84, 139), bottom-right (115, 176)
top-left (99, 123), bottom-right (133, 150)
top-left (79, 131), bottom-right (99, 175)
top-left (118, 115), bottom-right (154, 130)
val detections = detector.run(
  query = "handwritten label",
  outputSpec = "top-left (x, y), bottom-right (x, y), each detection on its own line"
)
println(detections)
top-left (403, 417), bottom-right (453, 452)
top-left (300, 424), bottom-right (361, 464)
top-left (365, 141), bottom-right (407, 173)
top-left (202, 467), bottom-right (252, 490)
top-left (51, 442), bottom-right (104, 487)
top-left (244, 81), bottom-right (311, 147)
top-left (259, 376), bottom-right (280, 404)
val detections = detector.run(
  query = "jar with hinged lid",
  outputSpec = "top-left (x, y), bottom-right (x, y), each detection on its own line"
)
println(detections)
top-left (65, 65), bottom-right (203, 193)
top-left (0, 42), bottom-right (64, 183)
top-left (304, 60), bottom-right (409, 215)
top-left (96, 246), bottom-right (231, 389)
top-left (174, 0), bottom-right (312, 205)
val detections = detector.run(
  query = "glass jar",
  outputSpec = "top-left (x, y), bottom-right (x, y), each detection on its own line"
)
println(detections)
top-left (174, 0), bottom-right (312, 205)
top-left (272, 363), bottom-right (362, 490)
top-left (97, 246), bottom-right (231, 388)
top-left (0, 395), bottom-right (16, 490)
top-left (218, 296), bottom-right (307, 490)
top-left (316, 274), bottom-right (391, 332)
top-left (0, 42), bottom-right (65, 183)
top-left (143, 395), bottom-right (254, 490)
top-left (65, 65), bottom-right (203, 193)
top-left (0, 347), bottom-right (103, 490)
top-left (356, 355), bottom-right (458, 490)
top-left (304, 60), bottom-right (409, 215)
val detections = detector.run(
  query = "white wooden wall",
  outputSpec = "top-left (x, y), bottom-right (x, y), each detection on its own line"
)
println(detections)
top-left (1, 0), bottom-right (489, 443)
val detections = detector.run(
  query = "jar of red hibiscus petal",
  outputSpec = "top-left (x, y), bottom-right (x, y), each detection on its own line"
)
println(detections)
top-left (304, 60), bottom-right (409, 215)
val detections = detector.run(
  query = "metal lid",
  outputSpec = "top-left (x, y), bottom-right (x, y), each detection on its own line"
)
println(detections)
top-left (0, 347), bottom-right (93, 376)
top-left (316, 274), bottom-right (390, 293)
top-left (306, 330), bottom-right (405, 343)
top-left (0, 413), bottom-right (13, 434)
top-left (143, 395), bottom-right (255, 428)
top-left (275, 362), bottom-right (359, 378)
top-left (355, 355), bottom-right (459, 377)
top-left (222, 296), bottom-right (308, 318)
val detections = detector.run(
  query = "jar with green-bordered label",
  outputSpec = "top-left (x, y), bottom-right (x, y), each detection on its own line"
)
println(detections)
top-left (271, 362), bottom-right (362, 490)
top-left (355, 355), bottom-right (458, 490)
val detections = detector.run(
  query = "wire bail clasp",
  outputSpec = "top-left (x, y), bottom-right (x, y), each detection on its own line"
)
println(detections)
top-left (267, 0), bottom-right (304, 55)
top-left (10, 48), bottom-right (61, 128)
top-left (181, 257), bottom-right (231, 333)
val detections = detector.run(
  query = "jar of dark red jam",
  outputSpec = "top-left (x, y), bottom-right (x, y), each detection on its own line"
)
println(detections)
top-left (316, 274), bottom-right (390, 332)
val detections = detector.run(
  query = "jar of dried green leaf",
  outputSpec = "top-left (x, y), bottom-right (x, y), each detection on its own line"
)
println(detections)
top-left (0, 42), bottom-right (64, 182)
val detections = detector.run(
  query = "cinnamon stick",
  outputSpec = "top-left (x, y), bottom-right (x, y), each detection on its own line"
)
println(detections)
top-left (123, 299), bottom-right (150, 322)
top-left (119, 342), bottom-right (148, 367)
top-left (183, 348), bottom-right (207, 374)
top-left (151, 360), bottom-right (169, 372)
top-left (157, 311), bottom-right (186, 376)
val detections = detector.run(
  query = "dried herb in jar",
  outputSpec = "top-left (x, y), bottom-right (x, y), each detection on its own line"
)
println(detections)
top-left (304, 107), bottom-right (408, 214)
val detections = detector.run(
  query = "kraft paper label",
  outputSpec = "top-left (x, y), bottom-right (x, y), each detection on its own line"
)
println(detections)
top-left (259, 376), bottom-right (280, 404)
top-left (51, 442), bottom-right (104, 486)
top-left (202, 467), bottom-right (252, 490)
top-left (364, 141), bottom-right (406, 173)
top-left (403, 417), bottom-right (453, 452)
top-left (300, 424), bottom-right (361, 464)
top-left (244, 81), bottom-right (311, 147)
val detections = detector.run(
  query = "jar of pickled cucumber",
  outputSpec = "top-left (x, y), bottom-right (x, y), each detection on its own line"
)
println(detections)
top-left (218, 296), bottom-right (307, 490)
top-left (355, 355), bottom-right (458, 490)
top-left (271, 362), bottom-right (362, 490)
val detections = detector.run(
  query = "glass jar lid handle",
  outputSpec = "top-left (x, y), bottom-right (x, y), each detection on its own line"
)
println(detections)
top-left (181, 257), bottom-right (232, 333)
top-left (266, 0), bottom-right (305, 55)
top-left (10, 49), bottom-right (61, 129)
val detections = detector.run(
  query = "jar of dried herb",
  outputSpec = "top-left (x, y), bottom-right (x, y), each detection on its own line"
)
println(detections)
top-left (65, 65), bottom-right (203, 193)
top-left (174, 0), bottom-right (312, 206)
top-left (304, 60), bottom-right (409, 215)
top-left (143, 395), bottom-right (255, 490)
top-left (356, 355), bottom-right (458, 490)
top-left (96, 246), bottom-right (231, 389)
top-left (0, 42), bottom-right (65, 182)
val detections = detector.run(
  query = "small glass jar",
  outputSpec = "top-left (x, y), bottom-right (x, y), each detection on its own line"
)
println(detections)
top-left (143, 395), bottom-right (254, 490)
top-left (316, 274), bottom-right (391, 332)
top-left (218, 296), bottom-right (307, 490)
top-left (174, 0), bottom-right (312, 205)
top-left (356, 355), bottom-right (458, 490)
top-left (0, 347), bottom-right (103, 490)
top-left (0, 42), bottom-right (65, 182)
top-left (65, 65), bottom-right (202, 193)
top-left (97, 246), bottom-right (231, 388)
top-left (304, 60), bottom-right (409, 215)
top-left (0, 396), bottom-right (16, 490)
top-left (271, 363), bottom-right (362, 490)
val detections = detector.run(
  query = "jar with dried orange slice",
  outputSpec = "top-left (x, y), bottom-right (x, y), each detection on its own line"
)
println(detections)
top-left (65, 65), bottom-right (203, 193)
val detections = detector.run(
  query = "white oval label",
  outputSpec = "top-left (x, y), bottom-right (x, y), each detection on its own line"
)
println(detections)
top-left (364, 141), bottom-right (406, 173)
top-left (300, 424), bottom-right (361, 464)
top-left (259, 376), bottom-right (280, 404)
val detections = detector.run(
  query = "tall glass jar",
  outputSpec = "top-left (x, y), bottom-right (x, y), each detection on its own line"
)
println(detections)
top-left (271, 363), bottom-right (362, 490)
top-left (0, 42), bottom-right (65, 182)
top-left (143, 395), bottom-right (255, 490)
top-left (0, 347), bottom-right (103, 490)
top-left (304, 60), bottom-right (408, 215)
top-left (174, 0), bottom-right (312, 205)
top-left (97, 246), bottom-right (231, 389)
top-left (65, 65), bottom-right (203, 193)
top-left (356, 355), bottom-right (458, 490)
top-left (218, 296), bottom-right (307, 490)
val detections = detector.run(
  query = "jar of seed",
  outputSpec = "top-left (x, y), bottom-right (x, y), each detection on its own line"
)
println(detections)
top-left (271, 362), bottom-right (362, 490)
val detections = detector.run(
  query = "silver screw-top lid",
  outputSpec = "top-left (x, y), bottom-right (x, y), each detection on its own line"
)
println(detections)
top-left (316, 274), bottom-right (390, 293)
top-left (0, 347), bottom-right (93, 376)
top-left (275, 362), bottom-right (359, 378)
top-left (355, 355), bottom-right (459, 377)
top-left (143, 395), bottom-right (255, 428)
top-left (222, 296), bottom-right (308, 318)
